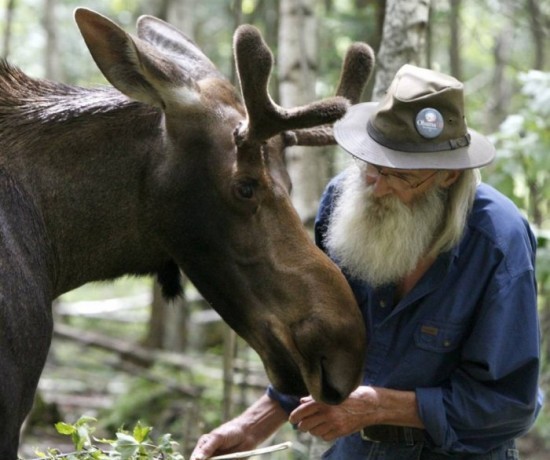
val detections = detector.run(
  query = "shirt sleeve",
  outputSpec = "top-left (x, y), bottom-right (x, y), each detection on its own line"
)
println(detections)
top-left (416, 267), bottom-right (542, 453)
top-left (266, 384), bottom-right (301, 415)
top-left (314, 174), bottom-right (342, 252)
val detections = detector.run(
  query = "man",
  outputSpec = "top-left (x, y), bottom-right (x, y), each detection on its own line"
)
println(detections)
top-left (190, 65), bottom-right (541, 459)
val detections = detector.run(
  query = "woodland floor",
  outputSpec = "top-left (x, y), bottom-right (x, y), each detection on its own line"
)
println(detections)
top-left (16, 278), bottom-right (550, 460)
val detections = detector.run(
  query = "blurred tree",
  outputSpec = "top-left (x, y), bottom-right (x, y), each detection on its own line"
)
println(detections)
top-left (43, 0), bottom-right (64, 81)
top-left (2, 0), bottom-right (16, 59)
top-left (449, 0), bottom-right (462, 80)
top-left (371, 0), bottom-right (430, 99)
top-left (526, 0), bottom-right (546, 70)
top-left (279, 0), bottom-right (331, 225)
top-left (483, 0), bottom-right (514, 133)
top-left (490, 70), bottom-right (550, 228)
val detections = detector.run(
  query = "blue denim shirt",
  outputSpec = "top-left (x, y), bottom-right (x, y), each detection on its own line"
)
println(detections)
top-left (268, 175), bottom-right (541, 455)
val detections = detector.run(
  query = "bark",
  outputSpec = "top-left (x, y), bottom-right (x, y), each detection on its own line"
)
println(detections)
top-left (372, 0), bottom-right (431, 100)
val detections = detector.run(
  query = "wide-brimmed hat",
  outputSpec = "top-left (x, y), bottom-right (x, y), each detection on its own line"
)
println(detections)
top-left (334, 64), bottom-right (496, 170)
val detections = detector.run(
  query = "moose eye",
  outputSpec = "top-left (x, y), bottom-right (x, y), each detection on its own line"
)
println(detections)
top-left (234, 180), bottom-right (256, 200)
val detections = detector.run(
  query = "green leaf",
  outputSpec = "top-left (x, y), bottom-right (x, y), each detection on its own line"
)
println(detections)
top-left (113, 432), bottom-right (140, 459)
top-left (55, 422), bottom-right (76, 435)
top-left (132, 421), bottom-right (152, 443)
top-left (75, 415), bottom-right (98, 427)
top-left (75, 424), bottom-right (93, 451)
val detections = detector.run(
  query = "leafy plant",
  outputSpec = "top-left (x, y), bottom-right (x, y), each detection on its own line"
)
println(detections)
top-left (28, 416), bottom-right (184, 460)
top-left (488, 70), bottom-right (550, 227)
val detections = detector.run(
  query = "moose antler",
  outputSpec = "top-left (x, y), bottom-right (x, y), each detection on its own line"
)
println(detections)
top-left (233, 25), bottom-right (351, 148)
top-left (289, 42), bottom-right (375, 146)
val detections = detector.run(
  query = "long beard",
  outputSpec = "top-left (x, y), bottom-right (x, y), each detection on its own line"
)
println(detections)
top-left (325, 166), bottom-right (446, 287)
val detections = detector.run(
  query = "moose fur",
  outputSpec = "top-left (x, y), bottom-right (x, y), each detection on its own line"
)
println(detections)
top-left (0, 8), bottom-right (374, 457)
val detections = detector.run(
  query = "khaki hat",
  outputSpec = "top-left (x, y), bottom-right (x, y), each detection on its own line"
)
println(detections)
top-left (334, 64), bottom-right (496, 170)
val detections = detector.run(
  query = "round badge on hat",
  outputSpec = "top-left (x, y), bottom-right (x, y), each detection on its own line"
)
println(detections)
top-left (415, 108), bottom-right (444, 139)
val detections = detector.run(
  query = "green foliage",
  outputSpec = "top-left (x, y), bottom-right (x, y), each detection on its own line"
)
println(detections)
top-left (488, 70), bottom-right (550, 228)
top-left (486, 70), bottom-right (550, 300)
top-left (28, 416), bottom-right (184, 460)
top-left (98, 378), bottom-right (173, 434)
top-left (536, 230), bottom-right (550, 293)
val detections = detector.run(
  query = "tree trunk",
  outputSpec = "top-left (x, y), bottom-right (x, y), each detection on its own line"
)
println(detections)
top-left (526, 0), bottom-right (545, 70)
top-left (2, 0), bottom-right (16, 59)
top-left (483, 4), bottom-right (514, 133)
top-left (43, 0), bottom-right (63, 81)
top-left (372, 0), bottom-right (431, 100)
top-left (279, 0), bottom-right (331, 225)
top-left (449, 0), bottom-right (462, 80)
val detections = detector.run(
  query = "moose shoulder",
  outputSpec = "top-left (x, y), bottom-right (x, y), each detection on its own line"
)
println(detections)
top-left (0, 8), bottom-right (374, 457)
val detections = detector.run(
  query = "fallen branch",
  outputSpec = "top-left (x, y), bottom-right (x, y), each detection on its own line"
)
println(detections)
top-left (52, 323), bottom-right (269, 391)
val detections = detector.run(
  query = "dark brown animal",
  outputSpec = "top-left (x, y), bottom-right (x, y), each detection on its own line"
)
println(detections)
top-left (0, 8), bottom-right (374, 457)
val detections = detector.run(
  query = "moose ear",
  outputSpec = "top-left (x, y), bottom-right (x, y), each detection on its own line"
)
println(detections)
top-left (74, 8), bottom-right (201, 109)
top-left (136, 15), bottom-right (220, 81)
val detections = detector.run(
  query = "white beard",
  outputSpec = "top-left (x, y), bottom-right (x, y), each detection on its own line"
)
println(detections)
top-left (324, 166), bottom-right (446, 287)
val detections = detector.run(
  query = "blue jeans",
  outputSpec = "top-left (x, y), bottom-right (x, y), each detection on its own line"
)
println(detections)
top-left (321, 432), bottom-right (519, 459)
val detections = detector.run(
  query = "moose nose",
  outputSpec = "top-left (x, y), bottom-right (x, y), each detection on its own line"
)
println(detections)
top-left (319, 357), bottom-right (349, 404)
top-left (291, 317), bottom-right (364, 404)
top-left (319, 347), bottom-right (363, 404)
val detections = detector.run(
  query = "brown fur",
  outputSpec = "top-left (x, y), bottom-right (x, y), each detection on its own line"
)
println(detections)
top-left (0, 9), bottom-right (374, 457)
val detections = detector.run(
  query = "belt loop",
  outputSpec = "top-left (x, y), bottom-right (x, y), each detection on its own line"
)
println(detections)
top-left (404, 427), bottom-right (414, 446)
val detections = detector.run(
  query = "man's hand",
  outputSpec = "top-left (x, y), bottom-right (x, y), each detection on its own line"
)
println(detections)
top-left (289, 386), bottom-right (424, 442)
top-left (289, 386), bottom-right (380, 441)
top-left (190, 394), bottom-right (288, 460)
top-left (190, 421), bottom-right (256, 460)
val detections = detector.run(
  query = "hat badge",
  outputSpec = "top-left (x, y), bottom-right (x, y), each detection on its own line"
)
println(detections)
top-left (415, 108), bottom-right (444, 139)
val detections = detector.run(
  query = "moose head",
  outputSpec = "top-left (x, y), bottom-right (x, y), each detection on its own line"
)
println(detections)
top-left (0, 9), bottom-right (374, 457)
top-left (73, 8), bottom-right (375, 402)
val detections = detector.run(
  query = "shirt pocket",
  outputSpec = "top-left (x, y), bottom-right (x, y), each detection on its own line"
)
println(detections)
top-left (414, 320), bottom-right (464, 353)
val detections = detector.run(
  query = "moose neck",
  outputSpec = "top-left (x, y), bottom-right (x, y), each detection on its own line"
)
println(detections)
top-left (4, 89), bottom-right (171, 297)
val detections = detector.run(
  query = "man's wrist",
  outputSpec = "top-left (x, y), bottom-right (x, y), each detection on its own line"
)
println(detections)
top-left (238, 394), bottom-right (288, 441)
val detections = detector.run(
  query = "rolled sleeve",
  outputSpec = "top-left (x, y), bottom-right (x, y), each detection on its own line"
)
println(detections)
top-left (266, 385), bottom-right (300, 415)
top-left (415, 269), bottom-right (541, 453)
top-left (416, 386), bottom-right (452, 448)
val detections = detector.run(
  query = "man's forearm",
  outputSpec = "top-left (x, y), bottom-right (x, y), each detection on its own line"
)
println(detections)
top-left (237, 393), bottom-right (289, 441)
top-left (370, 386), bottom-right (424, 428)
top-left (190, 394), bottom-right (288, 460)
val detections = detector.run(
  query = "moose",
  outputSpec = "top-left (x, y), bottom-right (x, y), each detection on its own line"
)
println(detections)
top-left (0, 8), bottom-right (374, 457)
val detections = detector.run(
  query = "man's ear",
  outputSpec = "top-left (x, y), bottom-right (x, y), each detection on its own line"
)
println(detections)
top-left (440, 170), bottom-right (462, 188)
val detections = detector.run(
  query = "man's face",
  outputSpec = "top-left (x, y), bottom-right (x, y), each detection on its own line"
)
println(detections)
top-left (324, 163), bottom-right (452, 287)
top-left (360, 162), bottom-right (442, 205)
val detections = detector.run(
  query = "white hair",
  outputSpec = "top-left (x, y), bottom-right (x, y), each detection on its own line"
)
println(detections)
top-left (429, 168), bottom-right (480, 257)
top-left (324, 166), bottom-right (479, 287)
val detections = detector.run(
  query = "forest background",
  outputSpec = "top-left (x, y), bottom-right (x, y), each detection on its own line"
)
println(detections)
top-left (1, 0), bottom-right (549, 458)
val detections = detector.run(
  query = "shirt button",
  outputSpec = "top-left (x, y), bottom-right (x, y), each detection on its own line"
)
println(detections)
top-left (444, 340), bottom-right (451, 347)
top-left (380, 300), bottom-right (386, 308)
